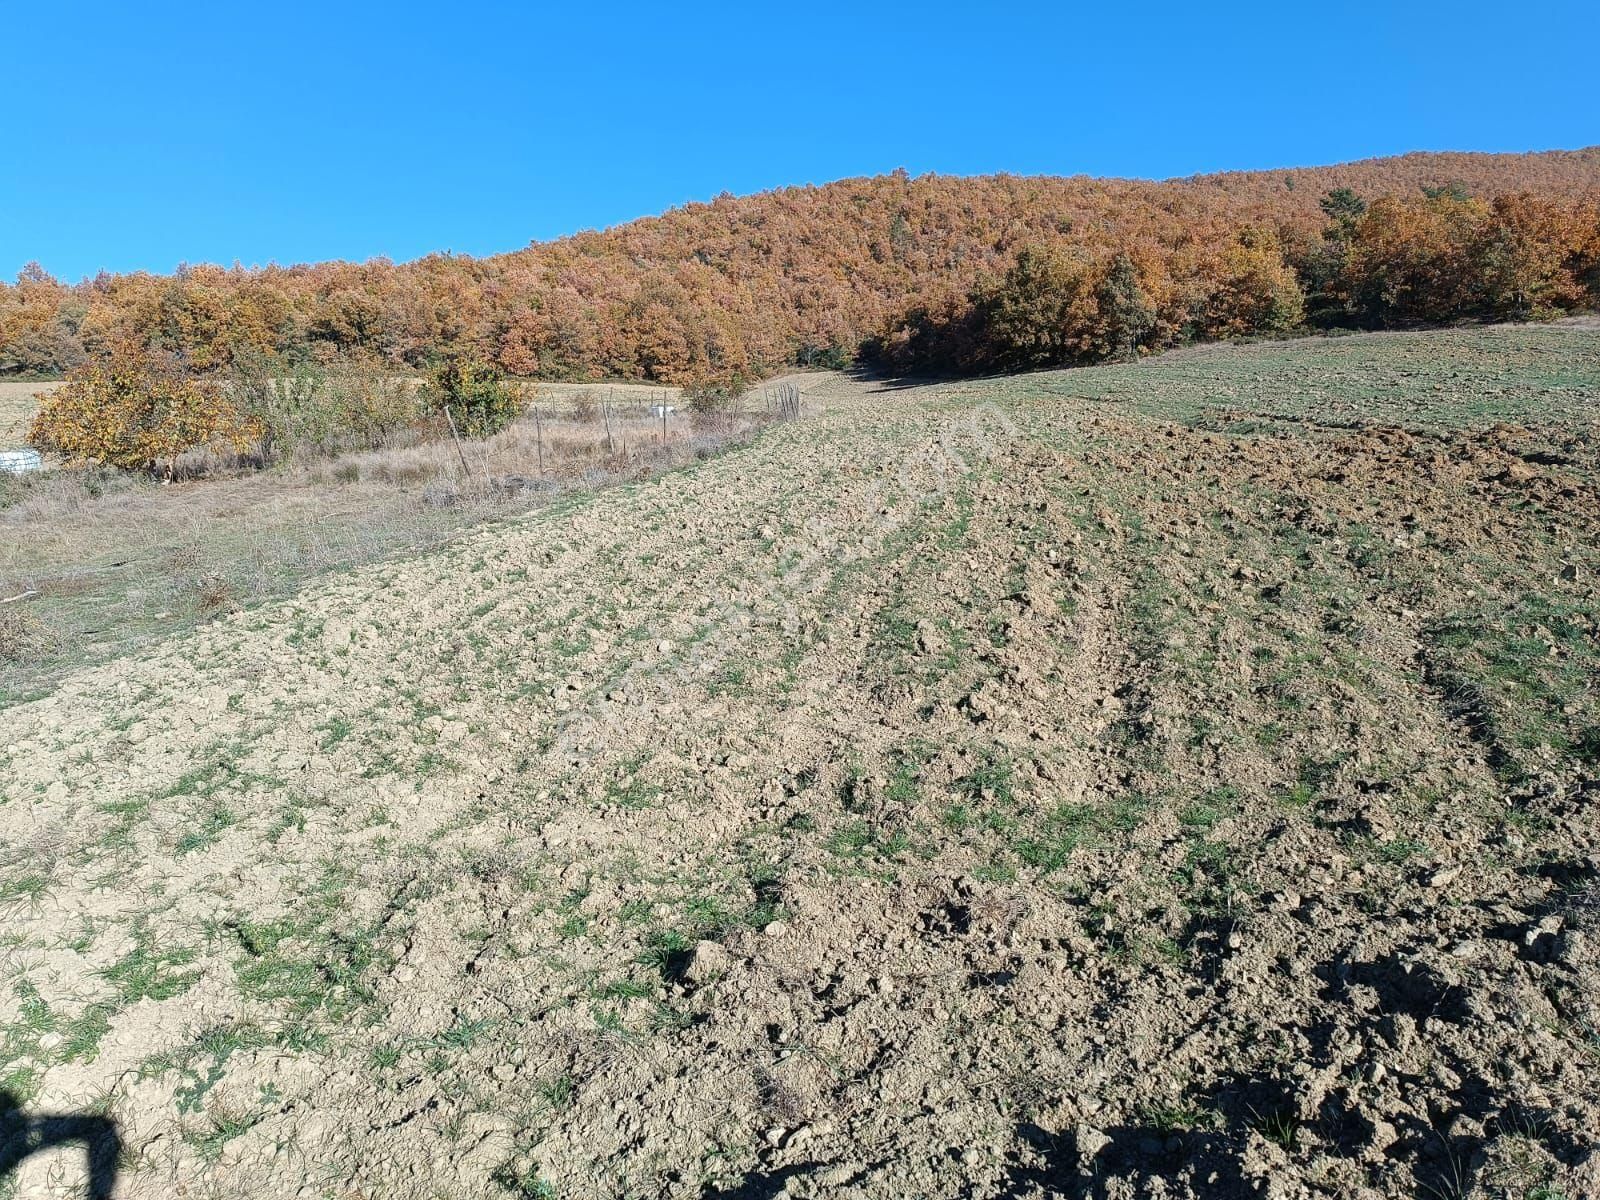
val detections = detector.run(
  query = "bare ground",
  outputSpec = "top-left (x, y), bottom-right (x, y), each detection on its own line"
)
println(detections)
top-left (2, 328), bottom-right (1599, 1199)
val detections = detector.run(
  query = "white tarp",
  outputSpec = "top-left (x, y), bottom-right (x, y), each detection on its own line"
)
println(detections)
top-left (0, 449), bottom-right (43, 474)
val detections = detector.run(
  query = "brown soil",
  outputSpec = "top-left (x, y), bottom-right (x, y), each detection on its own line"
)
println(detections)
top-left (1, 331), bottom-right (1598, 1199)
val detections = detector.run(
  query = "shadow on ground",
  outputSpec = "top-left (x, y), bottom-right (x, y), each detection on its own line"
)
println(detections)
top-left (0, 1089), bottom-right (121, 1200)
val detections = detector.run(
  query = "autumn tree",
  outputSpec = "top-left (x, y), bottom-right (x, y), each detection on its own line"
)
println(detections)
top-left (3, 151), bottom-right (1599, 382)
top-left (1472, 194), bottom-right (1597, 320)
top-left (1192, 228), bottom-right (1306, 340)
top-left (29, 345), bottom-right (259, 475)
top-left (0, 265), bottom-right (85, 375)
top-left (1344, 191), bottom-right (1488, 326)
top-left (981, 246), bottom-right (1099, 369)
top-left (1089, 254), bottom-right (1157, 361)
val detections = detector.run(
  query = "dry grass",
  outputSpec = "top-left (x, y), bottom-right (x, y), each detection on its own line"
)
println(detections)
top-left (523, 379), bottom-right (681, 411)
top-left (0, 605), bottom-right (53, 662)
top-left (342, 386), bottom-right (691, 488)
top-left (0, 382), bottom-right (778, 702)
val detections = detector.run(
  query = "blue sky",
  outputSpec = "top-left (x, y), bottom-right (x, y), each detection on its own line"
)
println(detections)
top-left (3, 0), bottom-right (1596, 281)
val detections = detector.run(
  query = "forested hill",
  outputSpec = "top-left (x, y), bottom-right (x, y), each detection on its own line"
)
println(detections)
top-left (4, 147), bottom-right (1599, 382)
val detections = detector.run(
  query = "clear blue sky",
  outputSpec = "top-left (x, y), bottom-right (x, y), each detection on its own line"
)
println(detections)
top-left (3, 0), bottom-right (1596, 281)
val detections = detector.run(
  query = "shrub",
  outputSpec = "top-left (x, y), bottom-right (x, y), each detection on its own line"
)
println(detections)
top-left (232, 349), bottom-right (417, 462)
top-left (0, 606), bottom-right (54, 662)
top-left (795, 340), bottom-right (852, 371)
top-left (684, 379), bottom-right (744, 434)
top-left (29, 346), bottom-right (259, 476)
top-left (423, 355), bottom-right (520, 439)
top-left (567, 389), bottom-right (599, 423)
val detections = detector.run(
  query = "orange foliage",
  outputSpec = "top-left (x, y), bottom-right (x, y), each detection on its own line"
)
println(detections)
top-left (3, 149), bottom-right (1599, 384)
top-left (1189, 228), bottom-right (1306, 340)
top-left (28, 346), bottom-right (261, 474)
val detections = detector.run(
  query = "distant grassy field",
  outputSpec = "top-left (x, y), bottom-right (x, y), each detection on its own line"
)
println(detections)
top-left (0, 379), bottom-right (54, 446)
top-left (1, 326), bottom-right (1598, 1200)
top-left (965, 319), bottom-right (1600, 430)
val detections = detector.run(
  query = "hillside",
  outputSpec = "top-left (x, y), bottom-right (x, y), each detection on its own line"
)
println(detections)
top-left (3, 148), bottom-right (1599, 383)
top-left (3, 324), bottom-right (1598, 1198)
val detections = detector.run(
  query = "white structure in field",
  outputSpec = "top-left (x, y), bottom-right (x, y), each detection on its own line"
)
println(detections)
top-left (0, 449), bottom-right (42, 474)
top-left (649, 404), bottom-right (676, 418)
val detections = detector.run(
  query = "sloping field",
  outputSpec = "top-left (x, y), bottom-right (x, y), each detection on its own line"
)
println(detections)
top-left (2, 326), bottom-right (1599, 1199)
top-left (0, 379), bottom-right (732, 708)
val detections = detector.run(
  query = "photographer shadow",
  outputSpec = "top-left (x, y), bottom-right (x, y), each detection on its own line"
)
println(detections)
top-left (0, 1089), bottom-right (121, 1199)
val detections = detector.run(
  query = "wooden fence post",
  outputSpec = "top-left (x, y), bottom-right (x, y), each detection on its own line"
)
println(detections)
top-left (443, 405), bottom-right (472, 477)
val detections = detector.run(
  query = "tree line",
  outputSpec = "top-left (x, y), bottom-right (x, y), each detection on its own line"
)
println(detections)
top-left (4, 149), bottom-right (1598, 389)
top-left (865, 188), bottom-right (1600, 375)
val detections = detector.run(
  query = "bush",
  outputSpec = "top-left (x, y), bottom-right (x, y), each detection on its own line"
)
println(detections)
top-left (423, 355), bottom-right (520, 439)
top-left (0, 606), bottom-right (55, 663)
top-left (232, 349), bottom-right (418, 462)
top-left (567, 389), bottom-right (599, 423)
top-left (29, 346), bottom-right (259, 475)
top-left (684, 379), bottom-right (744, 434)
top-left (795, 340), bottom-right (853, 371)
